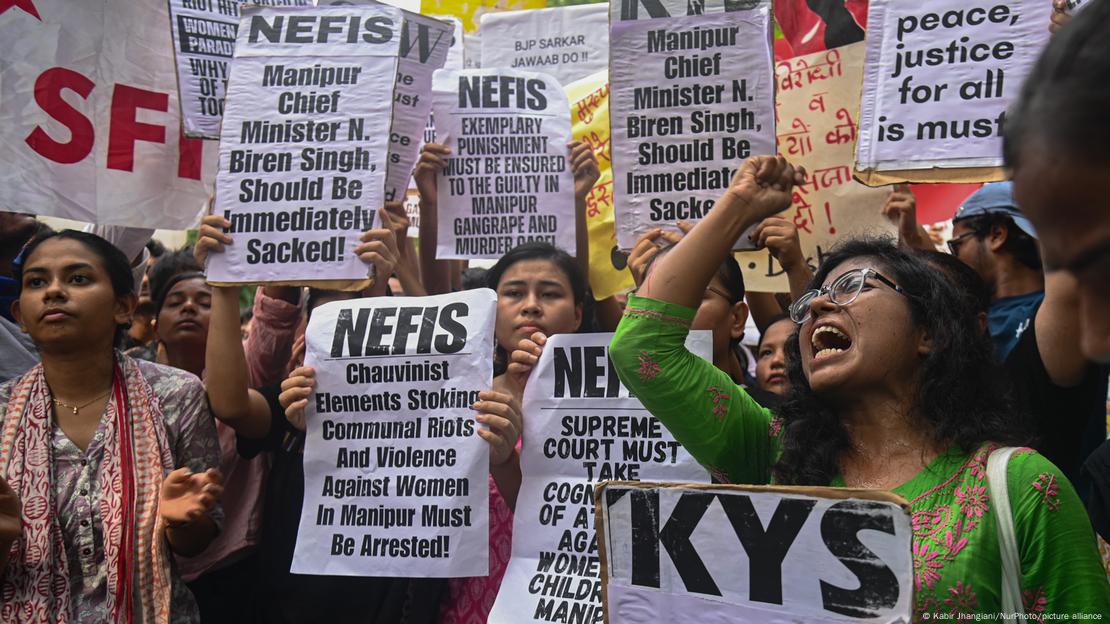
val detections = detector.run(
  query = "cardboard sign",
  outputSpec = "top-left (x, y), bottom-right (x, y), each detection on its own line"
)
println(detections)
top-left (737, 43), bottom-right (895, 293)
top-left (480, 4), bottom-right (609, 87)
top-left (431, 68), bottom-right (576, 259)
top-left (487, 332), bottom-right (710, 623)
top-left (206, 4), bottom-right (400, 284)
top-left (292, 290), bottom-right (497, 577)
top-left (0, 0), bottom-right (217, 228)
top-left (854, 0), bottom-right (1052, 181)
top-left (598, 482), bottom-right (914, 623)
top-left (168, 0), bottom-right (313, 140)
top-left (610, 0), bottom-right (776, 250)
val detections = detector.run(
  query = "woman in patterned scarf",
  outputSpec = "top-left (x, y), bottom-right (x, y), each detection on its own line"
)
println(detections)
top-left (0, 230), bottom-right (223, 623)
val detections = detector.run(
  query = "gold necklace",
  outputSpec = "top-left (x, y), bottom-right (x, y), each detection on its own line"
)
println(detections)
top-left (53, 389), bottom-right (112, 416)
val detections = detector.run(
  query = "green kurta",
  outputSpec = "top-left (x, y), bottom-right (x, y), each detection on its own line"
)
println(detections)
top-left (610, 294), bottom-right (1110, 618)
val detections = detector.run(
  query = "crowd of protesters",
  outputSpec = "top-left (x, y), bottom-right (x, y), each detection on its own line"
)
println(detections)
top-left (0, 1), bottom-right (1108, 622)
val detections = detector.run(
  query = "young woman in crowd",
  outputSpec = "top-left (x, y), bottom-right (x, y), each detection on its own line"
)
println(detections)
top-left (0, 230), bottom-right (223, 622)
top-left (582, 155), bottom-right (1109, 616)
top-left (754, 314), bottom-right (794, 396)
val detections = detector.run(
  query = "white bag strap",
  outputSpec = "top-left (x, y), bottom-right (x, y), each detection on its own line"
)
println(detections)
top-left (986, 446), bottom-right (1024, 615)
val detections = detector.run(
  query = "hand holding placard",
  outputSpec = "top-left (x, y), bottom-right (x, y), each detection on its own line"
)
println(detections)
top-left (279, 366), bottom-right (316, 432)
top-left (473, 389), bottom-right (522, 468)
top-left (414, 143), bottom-right (450, 207)
top-left (568, 140), bottom-right (600, 202)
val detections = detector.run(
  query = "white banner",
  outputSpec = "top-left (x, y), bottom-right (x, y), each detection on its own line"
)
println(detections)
top-left (599, 483), bottom-right (914, 623)
top-left (488, 332), bottom-right (710, 624)
top-left (480, 5), bottom-right (609, 87)
top-left (855, 0), bottom-right (1052, 173)
top-left (168, 0), bottom-right (313, 140)
top-left (431, 68), bottom-right (576, 259)
top-left (0, 0), bottom-right (217, 229)
top-left (610, 0), bottom-right (776, 250)
top-left (292, 290), bottom-right (496, 577)
top-left (207, 5), bottom-right (400, 284)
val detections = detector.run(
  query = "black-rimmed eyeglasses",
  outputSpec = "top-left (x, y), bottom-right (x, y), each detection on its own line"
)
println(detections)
top-left (789, 268), bottom-right (908, 324)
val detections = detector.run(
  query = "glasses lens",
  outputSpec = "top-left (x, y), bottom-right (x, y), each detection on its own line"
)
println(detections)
top-left (790, 292), bottom-right (816, 323)
top-left (830, 270), bottom-right (866, 305)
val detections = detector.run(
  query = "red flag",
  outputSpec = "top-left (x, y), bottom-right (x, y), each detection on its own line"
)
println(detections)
top-left (775, 0), bottom-right (868, 56)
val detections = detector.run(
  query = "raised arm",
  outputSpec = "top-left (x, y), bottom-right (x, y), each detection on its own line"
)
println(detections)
top-left (383, 201), bottom-right (426, 296)
top-left (195, 215), bottom-right (276, 439)
top-left (244, 285), bottom-right (301, 388)
top-left (415, 143), bottom-right (454, 294)
top-left (569, 140), bottom-right (600, 279)
top-left (881, 184), bottom-right (935, 252)
top-left (638, 155), bottom-right (805, 307)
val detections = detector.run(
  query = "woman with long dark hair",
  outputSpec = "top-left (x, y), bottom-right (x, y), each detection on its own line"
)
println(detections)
top-left (0, 230), bottom-right (222, 623)
top-left (602, 156), bottom-right (1108, 616)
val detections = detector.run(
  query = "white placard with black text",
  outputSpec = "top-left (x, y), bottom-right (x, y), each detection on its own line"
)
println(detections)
top-left (168, 0), bottom-right (313, 139)
top-left (610, 0), bottom-right (775, 250)
top-left (600, 483), bottom-right (914, 623)
top-left (292, 290), bottom-right (496, 577)
top-left (855, 0), bottom-right (1052, 172)
top-left (488, 332), bottom-right (710, 623)
top-left (480, 5), bottom-right (609, 87)
top-left (207, 5), bottom-right (400, 284)
top-left (431, 68), bottom-right (576, 259)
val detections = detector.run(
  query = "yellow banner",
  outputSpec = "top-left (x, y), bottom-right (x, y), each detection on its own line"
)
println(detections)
top-left (422, 0), bottom-right (546, 31)
top-left (566, 70), bottom-right (634, 301)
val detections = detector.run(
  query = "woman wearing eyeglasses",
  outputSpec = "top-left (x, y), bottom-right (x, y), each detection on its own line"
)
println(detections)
top-left (606, 156), bottom-right (1109, 617)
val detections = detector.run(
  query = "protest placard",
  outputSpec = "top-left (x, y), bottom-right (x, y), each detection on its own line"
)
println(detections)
top-left (598, 482), bottom-right (914, 623)
top-left (854, 0), bottom-right (1052, 183)
top-left (488, 332), bottom-right (710, 624)
top-left (480, 4), bottom-right (609, 87)
top-left (431, 68), bottom-right (576, 259)
top-left (403, 14), bottom-right (465, 238)
top-left (385, 12), bottom-right (452, 203)
top-left (168, 0), bottom-right (313, 140)
top-left (0, 0), bottom-right (217, 228)
top-left (567, 70), bottom-right (635, 301)
top-left (206, 4), bottom-right (400, 284)
top-left (610, 0), bottom-right (776, 250)
top-left (737, 43), bottom-right (894, 293)
top-left (291, 290), bottom-right (496, 577)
